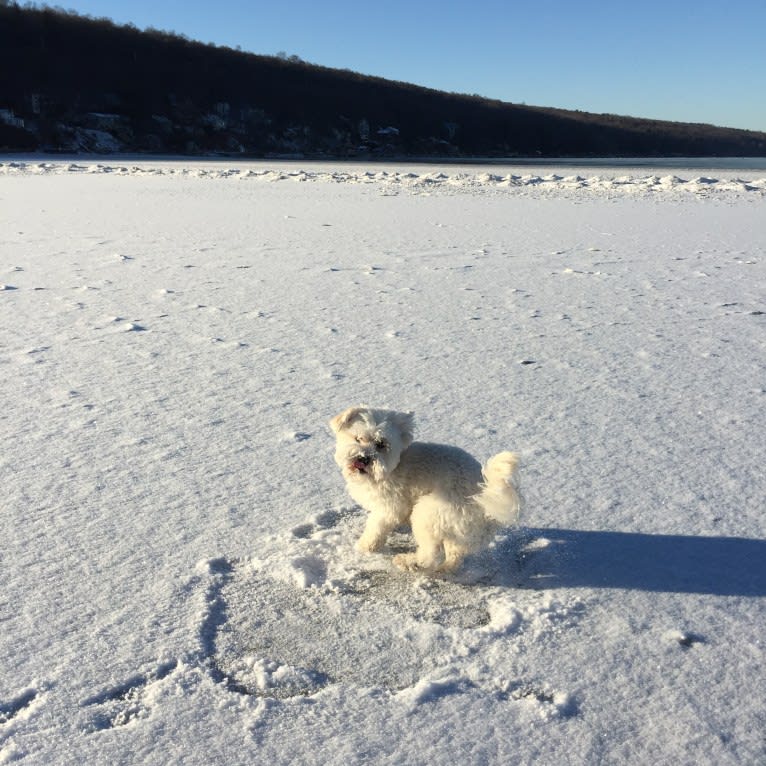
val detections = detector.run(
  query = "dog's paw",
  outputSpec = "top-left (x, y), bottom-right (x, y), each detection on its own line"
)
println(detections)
top-left (356, 536), bottom-right (383, 554)
top-left (393, 553), bottom-right (421, 571)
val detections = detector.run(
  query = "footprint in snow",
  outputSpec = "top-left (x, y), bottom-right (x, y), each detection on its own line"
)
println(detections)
top-left (285, 431), bottom-right (312, 443)
top-left (0, 688), bottom-right (40, 725)
top-left (671, 630), bottom-right (706, 649)
top-left (494, 682), bottom-right (577, 718)
top-left (81, 661), bottom-right (178, 732)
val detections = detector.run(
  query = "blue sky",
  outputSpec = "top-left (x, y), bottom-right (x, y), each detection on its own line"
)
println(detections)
top-left (50, 0), bottom-right (765, 131)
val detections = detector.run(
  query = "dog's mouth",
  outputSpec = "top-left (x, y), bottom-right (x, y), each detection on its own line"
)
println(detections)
top-left (350, 456), bottom-right (372, 474)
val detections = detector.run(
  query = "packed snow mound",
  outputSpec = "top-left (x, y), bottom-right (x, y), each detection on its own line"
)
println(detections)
top-left (2, 160), bottom-right (765, 197)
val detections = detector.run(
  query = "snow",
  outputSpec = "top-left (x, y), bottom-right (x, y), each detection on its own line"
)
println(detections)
top-left (1, 157), bottom-right (765, 765)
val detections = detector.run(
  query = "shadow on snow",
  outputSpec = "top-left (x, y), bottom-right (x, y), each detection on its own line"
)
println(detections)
top-left (513, 528), bottom-right (766, 597)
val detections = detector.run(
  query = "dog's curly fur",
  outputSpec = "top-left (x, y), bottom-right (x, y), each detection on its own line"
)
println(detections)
top-left (330, 406), bottom-right (522, 574)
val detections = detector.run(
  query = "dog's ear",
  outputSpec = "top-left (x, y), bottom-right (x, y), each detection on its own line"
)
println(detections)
top-left (329, 406), bottom-right (365, 434)
top-left (392, 410), bottom-right (415, 448)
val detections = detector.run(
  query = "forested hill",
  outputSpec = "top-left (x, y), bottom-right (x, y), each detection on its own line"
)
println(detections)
top-left (2, 4), bottom-right (765, 157)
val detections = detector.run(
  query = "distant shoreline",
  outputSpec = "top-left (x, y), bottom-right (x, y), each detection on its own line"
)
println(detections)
top-left (3, 153), bottom-right (766, 172)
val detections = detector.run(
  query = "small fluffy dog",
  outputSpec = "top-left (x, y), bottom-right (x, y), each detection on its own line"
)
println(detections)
top-left (330, 406), bottom-right (522, 574)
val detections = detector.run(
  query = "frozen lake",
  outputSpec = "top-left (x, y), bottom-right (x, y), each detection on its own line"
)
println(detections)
top-left (1, 158), bottom-right (765, 765)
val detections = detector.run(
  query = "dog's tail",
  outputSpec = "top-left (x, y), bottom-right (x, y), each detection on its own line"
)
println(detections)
top-left (475, 451), bottom-right (522, 526)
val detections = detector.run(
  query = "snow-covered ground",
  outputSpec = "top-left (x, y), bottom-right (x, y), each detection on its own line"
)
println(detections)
top-left (1, 159), bottom-right (765, 765)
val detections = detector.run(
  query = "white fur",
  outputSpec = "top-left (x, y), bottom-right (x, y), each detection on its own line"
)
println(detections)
top-left (329, 405), bottom-right (522, 574)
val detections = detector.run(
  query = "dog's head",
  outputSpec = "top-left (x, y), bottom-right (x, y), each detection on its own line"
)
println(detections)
top-left (329, 406), bottom-right (414, 483)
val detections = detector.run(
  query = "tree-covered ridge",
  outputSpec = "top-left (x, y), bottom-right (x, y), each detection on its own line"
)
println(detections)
top-left (2, 4), bottom-right (765, 156)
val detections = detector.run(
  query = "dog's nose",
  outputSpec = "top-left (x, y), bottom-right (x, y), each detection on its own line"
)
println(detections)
top-left (357, 455), bottom-right (371, 465)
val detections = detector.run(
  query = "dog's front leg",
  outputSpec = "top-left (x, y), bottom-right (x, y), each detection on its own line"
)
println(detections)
top-left (356, 512), bottom-right (399, 553)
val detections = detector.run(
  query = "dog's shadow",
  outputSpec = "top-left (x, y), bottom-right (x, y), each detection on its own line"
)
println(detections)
top-left (491, 527), bottom-right (766, 597)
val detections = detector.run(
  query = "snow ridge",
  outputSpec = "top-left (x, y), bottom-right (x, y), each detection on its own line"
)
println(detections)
top-left (2, 160), bottom-right (765, 197)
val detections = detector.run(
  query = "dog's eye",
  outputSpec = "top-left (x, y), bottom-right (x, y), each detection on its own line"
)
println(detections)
top-left (374, 440), bottom-right (387, 450)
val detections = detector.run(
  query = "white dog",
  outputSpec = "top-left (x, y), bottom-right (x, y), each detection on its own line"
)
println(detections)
top-left (329, 406), bottom-right (522, 574)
